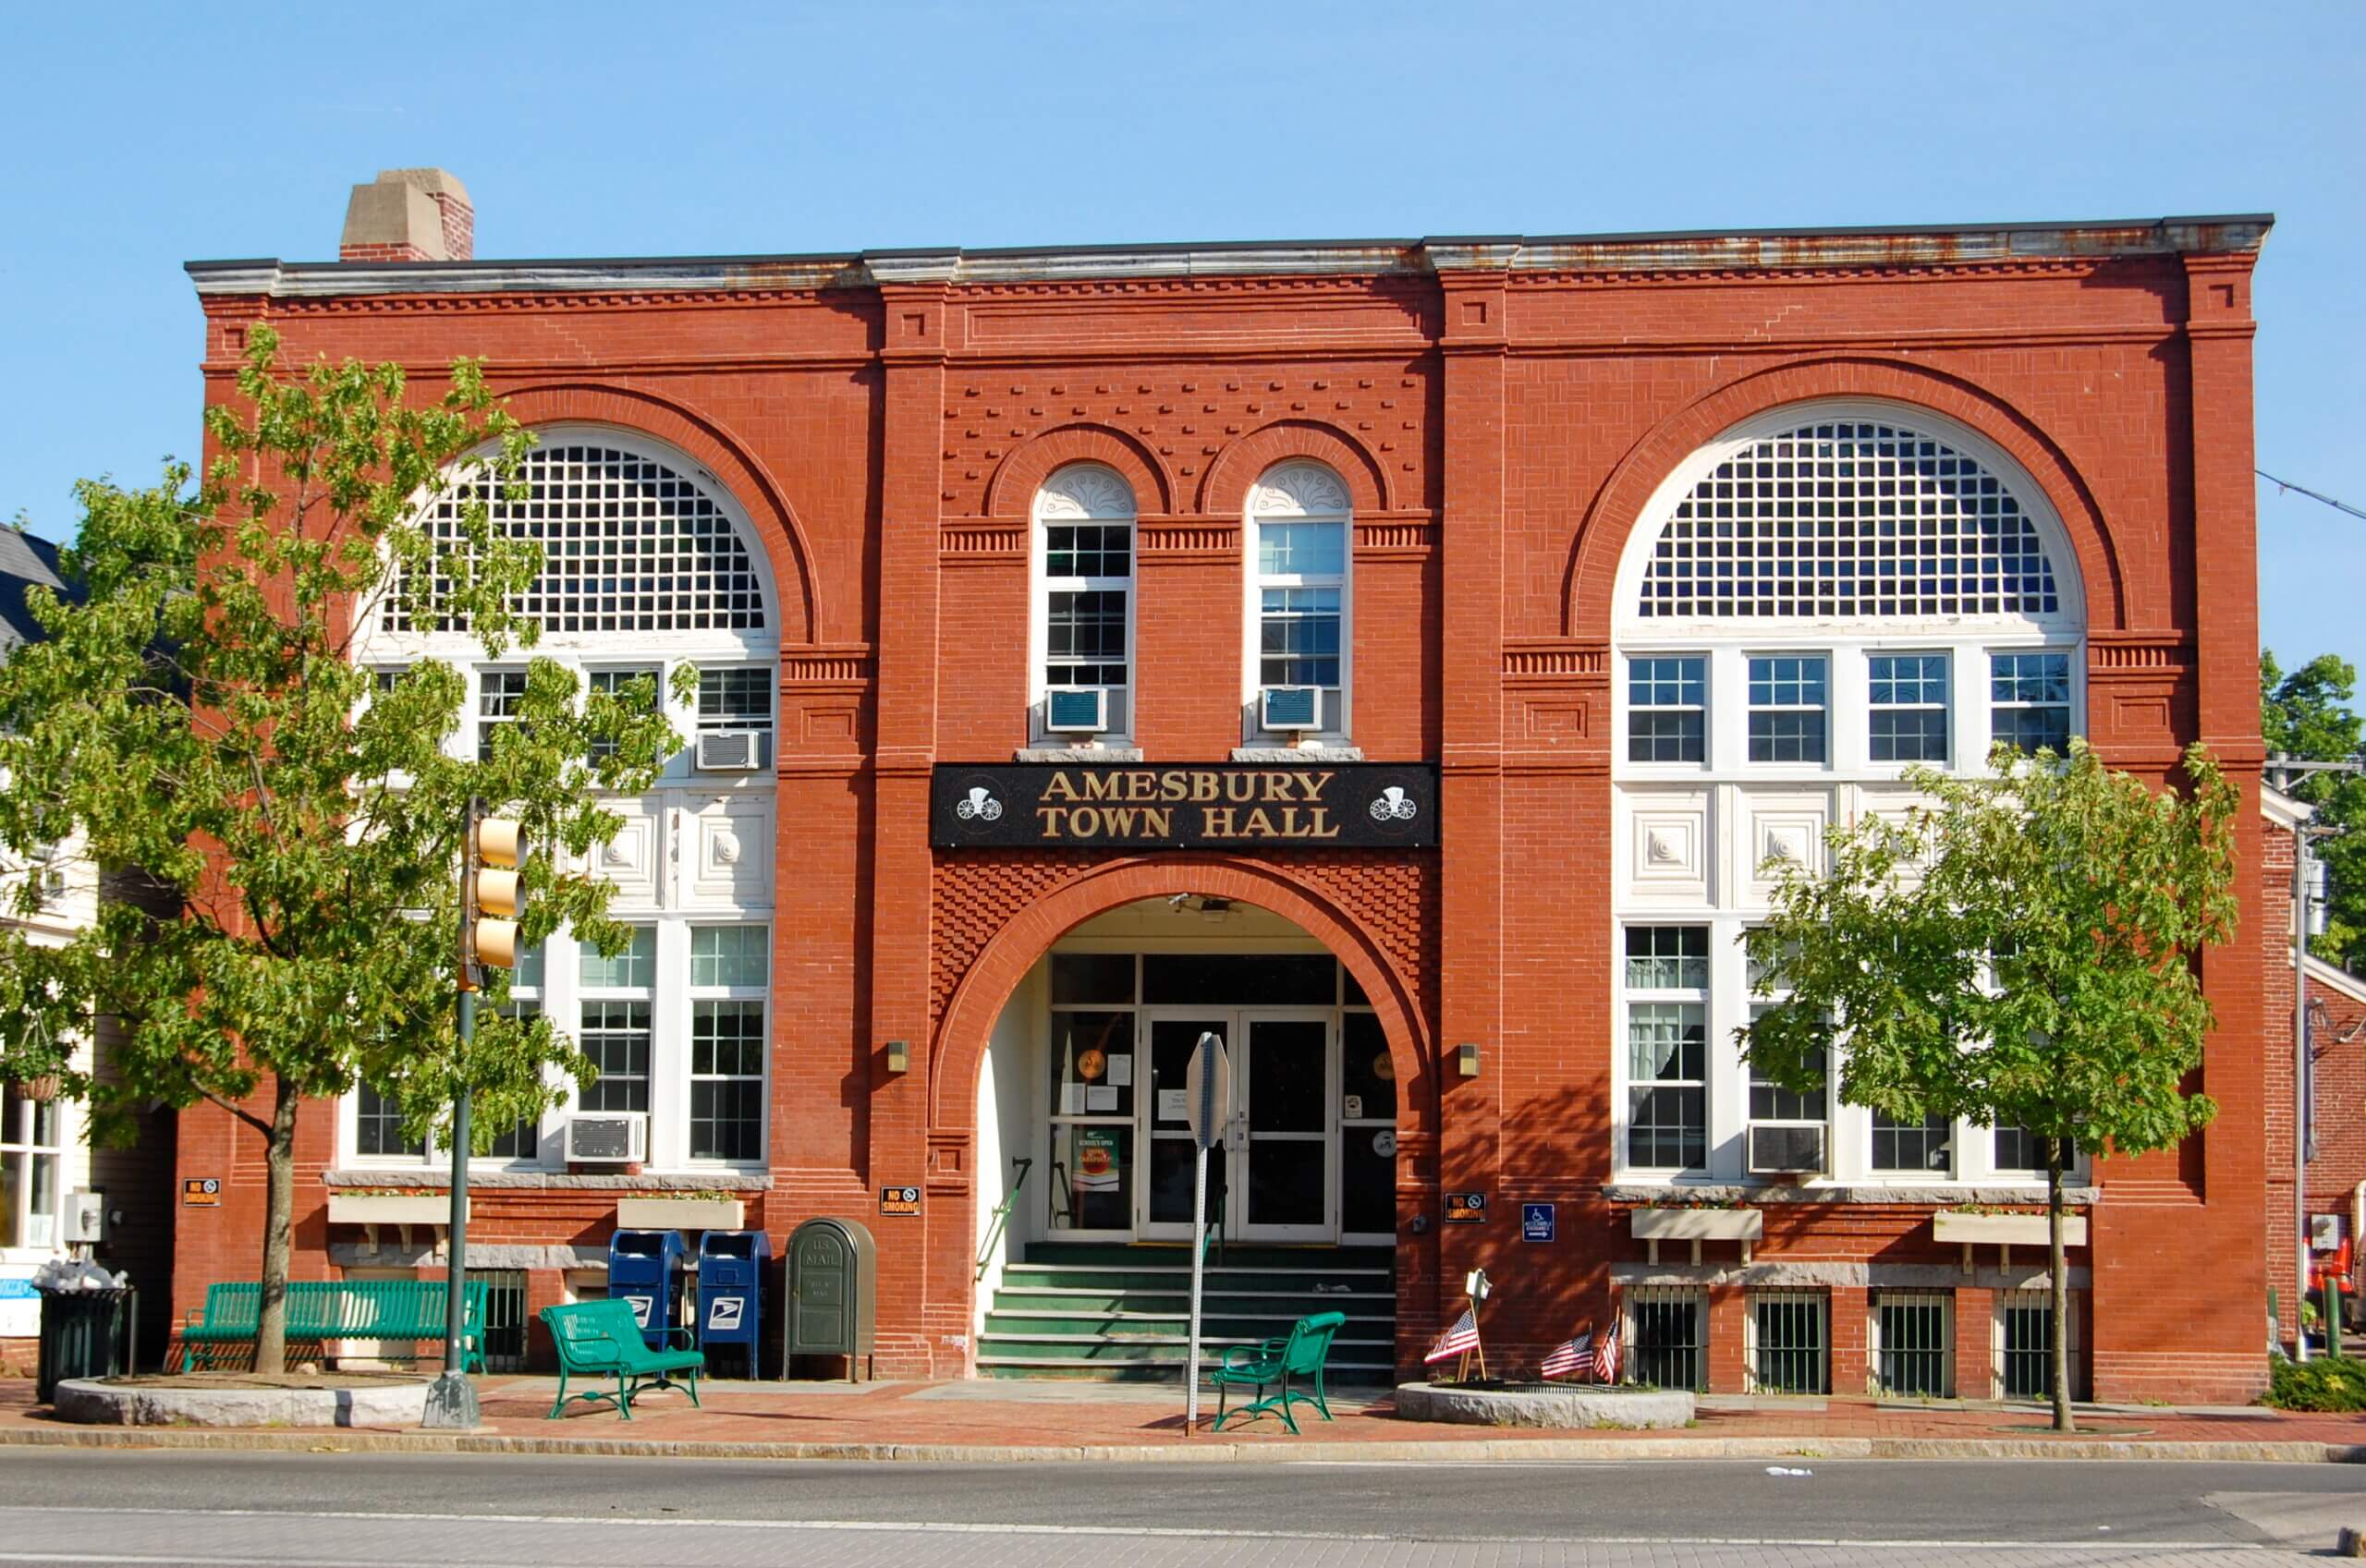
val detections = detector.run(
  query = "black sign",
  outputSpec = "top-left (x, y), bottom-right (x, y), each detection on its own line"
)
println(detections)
top-left (932, 763), bottom-right (1438, 850)
top-left (181, 1177), bottom-right (222, 1208)
top-left (1443, 1191), bottom-right (1487, 1224)
top-left (878, 1185), bottom-right (921, 1217)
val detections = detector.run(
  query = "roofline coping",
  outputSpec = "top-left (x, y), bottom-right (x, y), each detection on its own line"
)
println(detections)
top-left (186, 214), bottom-right (2274, 298)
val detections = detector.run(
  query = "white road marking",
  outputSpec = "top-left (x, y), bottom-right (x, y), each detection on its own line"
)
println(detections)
top-left (0, 1504), bottom-right (2269, 1551)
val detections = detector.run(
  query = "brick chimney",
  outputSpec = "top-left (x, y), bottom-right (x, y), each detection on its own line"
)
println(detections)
top-left (338, 169), bottom-right (473, 262)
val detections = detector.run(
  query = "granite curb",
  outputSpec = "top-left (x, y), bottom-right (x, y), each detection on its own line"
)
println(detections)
top-left (0, 1424), bottom-right (2357, 1465)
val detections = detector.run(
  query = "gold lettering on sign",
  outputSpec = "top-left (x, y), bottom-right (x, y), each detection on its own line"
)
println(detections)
top-left (1191, 772), bottom-right (1219, 802)
top-left (1081, 772), bottom-right (1120, 801)
top-left (1043, 772), bottom-right (1079, 802)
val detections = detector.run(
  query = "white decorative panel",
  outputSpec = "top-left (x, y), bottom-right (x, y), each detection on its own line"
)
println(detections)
top-left (689, 796), bottom-right (774, 909)
top-left (1745, 793), bottom-right (1830, 896)
top-left (1628, 795), bottom-right (1709, 901)
top-left (588, 807), bottom-right (661, 908)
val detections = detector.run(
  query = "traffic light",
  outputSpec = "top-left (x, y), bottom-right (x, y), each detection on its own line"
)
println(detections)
top-left (461, 804), bottom-right (527, 991)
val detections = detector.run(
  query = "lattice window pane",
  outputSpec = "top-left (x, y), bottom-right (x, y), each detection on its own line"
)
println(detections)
top-left (1628, 655), bottom-right (1706, 762)
top-left (1046, 590), bottom-right (1130, 687)
top-left (477, 670), bottom-right (530, 762)
top-left (690, 925), bottom-right (769, 989)
top-left (1872, 1112), bottom-right (1953, 1173)
top-left (1748, 655), bottom-right (1828, 763)
top-left (1045, 523), bottom-right (1130, 579)
top-left (690, 1000), bottom-right (765, 1162)
top-left (385, 444), bottom-right (767, 635)
top-left (1638, 421), bottom-right (2063, 620)
top-left (1991, 651), bottom-right (2073, 754)
top-left (579, 928), bottom-right (656, 990)
top-left (697, 667), bottom-right (772, 732)
top-left (1626, 925), bottom-right (1709, 991)
top-left (355, 1084), bottom-right (420, 1158)
top-left (1869, 652), bottom-right (1951, 763)
top-left (1993, 1125), bottom-right (2063, 1173)
top-left (1628, 1000), bottom-right (1705, 1169)
top-left (579, 1001), bottom-right (652, 1113)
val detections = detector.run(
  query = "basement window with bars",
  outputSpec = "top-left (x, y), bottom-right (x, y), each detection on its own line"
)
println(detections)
top-left (1749, 1289), bottom-right (1829, 1395)
top-left (1873, 1290), bottom-right (1953, 1398)
top-left (1997, 1290), bottom-right (2076, 1401)
top-left (1626, 1286), bottom-right (1706, 1391)
top-left (1634, 419), bottom-right (2064, 621)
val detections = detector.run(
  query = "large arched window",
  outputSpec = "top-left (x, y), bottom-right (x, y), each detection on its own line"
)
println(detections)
top-left (1031, 464), bottom-right (1137, 743)
top-left (350, 429), bottom-right (778, 1178)
top-left (1245, 462), bottom-right (1352, 745)
top-left (1610, 401), bottom-right (2084, 1193)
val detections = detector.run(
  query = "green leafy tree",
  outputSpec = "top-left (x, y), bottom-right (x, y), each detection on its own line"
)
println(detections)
top-left (0, 328), bottom-right (681, 1373)
top-left (1743, 742), bottom-right (2239, 1430)
top-left (2262, 650), bottom-right (2366, 966)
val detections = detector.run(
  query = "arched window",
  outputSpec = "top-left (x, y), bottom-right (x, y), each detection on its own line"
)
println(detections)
top-left (1032, 465), bottom-right (1136, 742)
top-left (1610, 402), bottom-right (2085, 1191)
top-left (1246, 462), bottom-right (1352, 743)
top-left (384, 441), bottom-right (769, 637)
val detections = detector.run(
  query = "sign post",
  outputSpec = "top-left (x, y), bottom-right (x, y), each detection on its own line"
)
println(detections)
top-left (1183, 1029), bottom-right (1230, 1432)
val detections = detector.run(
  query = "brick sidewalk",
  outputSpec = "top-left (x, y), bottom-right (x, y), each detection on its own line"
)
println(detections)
top-left (6, 1374), bottom-right (2363, 1459)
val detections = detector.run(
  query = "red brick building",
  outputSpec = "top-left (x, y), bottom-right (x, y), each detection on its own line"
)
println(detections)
top-left (166, 169), bottom-right (2276, 1401)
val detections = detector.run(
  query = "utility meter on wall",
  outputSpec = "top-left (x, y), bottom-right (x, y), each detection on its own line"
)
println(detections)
top-left (65, 1189), bottom-right (105, 1246)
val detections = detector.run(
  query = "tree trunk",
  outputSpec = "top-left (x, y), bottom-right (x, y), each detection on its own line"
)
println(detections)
top-left (2048, 1140), bottom-right (2074, 1433)
top-left (254, 1077), bottom-right (300, 1376)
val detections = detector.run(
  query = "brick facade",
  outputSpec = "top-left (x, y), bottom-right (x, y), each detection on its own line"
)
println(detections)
top-left (170, 212), bottom-right (2276, 1400)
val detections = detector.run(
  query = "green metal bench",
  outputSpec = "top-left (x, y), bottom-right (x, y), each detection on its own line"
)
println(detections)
top-left (1210, 1309), bottom-right (1346, 1434)
top-left (178, 1280), bottom-right (487, 1373)
top-left (538, 1298), bottom-right (705, 1420)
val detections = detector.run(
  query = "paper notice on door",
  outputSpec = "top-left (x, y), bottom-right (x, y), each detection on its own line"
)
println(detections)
top-left (1106, 1053), bottom-right (1133, 1088)
top-left (1061, 1084), bottom-right (1086, 1115)
top-left (1158, 1088), bottom-right (1189, 1124)
top-left (1086, 1086), bottom-right (1120, 1112)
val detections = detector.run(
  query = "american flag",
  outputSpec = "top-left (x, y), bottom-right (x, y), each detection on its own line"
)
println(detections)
top-left (1593, 1318), bottom-right (1621, 1383)
top-left (1541, 1328), bottom-right (1593, 1380)
top-left (1423, 1306), bottom-right (1480, 1365)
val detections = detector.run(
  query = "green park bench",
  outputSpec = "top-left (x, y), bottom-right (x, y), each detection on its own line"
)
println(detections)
top-left (177, 1279), bottom-right (487, 1372)
top-left (537, 1298), bottom-right (705, 1420)
top-left (1210, 1309), bottom-right (1347, 1435)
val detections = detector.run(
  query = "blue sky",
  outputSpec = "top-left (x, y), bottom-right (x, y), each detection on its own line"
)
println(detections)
top-left (2, 1), bottom-right (2359, 678)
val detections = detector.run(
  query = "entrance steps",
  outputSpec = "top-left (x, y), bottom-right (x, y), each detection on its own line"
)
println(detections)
top-left (977, 1241), bottom-right (1396, 1381)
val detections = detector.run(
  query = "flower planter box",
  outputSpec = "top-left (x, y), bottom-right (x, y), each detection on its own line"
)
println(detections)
top-left (326, 1194), bottom-right (462, 1227)
top-left (1629, 1207), bottom-right (1763, 1243)
top-left (615, 1197), bottom-right (744, 1231)
top-left (1933, 1210), bottom-right (2086, 1247)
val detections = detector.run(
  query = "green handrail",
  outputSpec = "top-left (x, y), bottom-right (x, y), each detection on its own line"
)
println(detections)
top-left (974, 1158), bottom-right (1033, 1282)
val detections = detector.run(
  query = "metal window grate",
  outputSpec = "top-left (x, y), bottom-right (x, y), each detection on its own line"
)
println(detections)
top-left (386, 444), bottom-right (767, 635)
top-left (1999, 1291), bottom-right (2059, 1400)
top-left (469, 1269), bottom-right (530, 1373)
top-left (1628, 1287), bottom-right (1706, 1391)
top-left (1876, 1292), bottom-right (1951, 1397)
top-left (1638, 420), bottom-right (2062, 620)
top-left (1750, 1290), bottom-right (1829, 1394)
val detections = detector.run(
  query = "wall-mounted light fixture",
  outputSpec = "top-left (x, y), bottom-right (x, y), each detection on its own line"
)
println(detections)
top-left (885, 1040), bottom-right (910, 1075)
top-left (1457, 1041), bottom-right (1482, 1078)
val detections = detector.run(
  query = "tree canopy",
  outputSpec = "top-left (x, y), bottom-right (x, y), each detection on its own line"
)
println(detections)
top-left (2262, 649), bottom-right (2366, 967)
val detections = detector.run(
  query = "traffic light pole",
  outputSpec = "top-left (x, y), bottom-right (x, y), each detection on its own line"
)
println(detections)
top-left (423, 800), bottom-right (483, 1429)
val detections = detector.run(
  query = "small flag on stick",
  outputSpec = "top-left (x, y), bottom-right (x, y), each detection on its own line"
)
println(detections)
top-left (1424, 1305), bottom-right (1480, 1365)
top-left (1593, 1316), bottom-right (1621, 1384)
top-left (1541, 1323), bottom-right (1594, 1380)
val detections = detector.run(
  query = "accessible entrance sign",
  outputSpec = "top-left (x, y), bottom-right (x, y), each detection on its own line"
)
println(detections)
top-left (931, 763), bottom-right (1438, 850)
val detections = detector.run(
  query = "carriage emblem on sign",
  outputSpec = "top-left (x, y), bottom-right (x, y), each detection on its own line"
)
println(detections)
top-left (955, 785), bottom-right (1004, 821)
top-left (1368, 785), bottom-right (1419, 823)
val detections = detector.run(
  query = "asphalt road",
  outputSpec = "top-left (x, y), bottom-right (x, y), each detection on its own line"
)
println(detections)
top-left (5, 1450), bottom-right (2362, 1567)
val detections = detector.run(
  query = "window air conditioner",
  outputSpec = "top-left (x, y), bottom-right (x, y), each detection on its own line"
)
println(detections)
top-left (1260, 686), bottom-right (1323, 733)
top-left (1746, 1123), bottom-right (1826, 1176)
top-left (562, 1112), bottom-right (648, 1164)
top-left (694, 730), bottom-right (762, 772)
top-left (1043, 687), bottom-right (1109, 735)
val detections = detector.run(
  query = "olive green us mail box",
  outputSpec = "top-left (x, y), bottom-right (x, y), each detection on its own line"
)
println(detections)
top-left (784, 1216), bottom-right (877, 1381)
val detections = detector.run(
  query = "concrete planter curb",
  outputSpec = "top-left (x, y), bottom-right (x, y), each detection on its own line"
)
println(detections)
top-left (53, 1378), bottom-right (432, 1428)
top-left (0, 1425), bottom-right (2356, 1465)
top-left (1395, 1381), bottom-right (1695, 1429)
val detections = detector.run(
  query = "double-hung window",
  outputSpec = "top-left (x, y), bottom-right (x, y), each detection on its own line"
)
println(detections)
top-left (1990, 651), bottom-right (2072, 755)
top-left (1626, 926), bottom-right (1708, 1170)
top-left (579, 928), bottom-right (655, 1115)
top-left (477, 670), bottom-right (530, 761)
top-left (586, 666), bottom-right (661, 762)
top-left (1037, 466), bottom-right (1135, 740)
top-left (1748, 655), bottom-right (1827, 763)
top-left (1872, 1110), bottom-right (1953, 1174)
top-left (688, 926), bottom-right (768, 1163)
top-left (1628, 656), bottom-right (1706, 763)
top-left (485, 944), bottom-right (545, 1160)
top-left (1, 1084), bottom-right (63, 1249)
top-left (1250, 463), bottom-right (1352, 739)
top-left (1868, 652), bottom-right (1950, 763)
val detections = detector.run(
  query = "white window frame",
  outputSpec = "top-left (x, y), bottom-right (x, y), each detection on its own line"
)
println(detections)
top-left (1866, 650), bottom-right (1953, 766)
top-left (0, 1086), bottom-right (66, 1254)
top-left (685, 922), bottom-right (772, 1167)
top-left (1627, 653), bottom-right (1709, 767)
top-left (1611, 399), bottom-right (2088, 1191)
top-left (1243, 462), bottom-right (1353, 745)
top-left (1618, 923), bottom-right (1711, 1173)
top-left (1745, 652), bottom-right (1831, 768)
top-left (1029, 464), bottom-right (1138, 745)
top-left (1870, 1288), bottom-right (1955, 1398)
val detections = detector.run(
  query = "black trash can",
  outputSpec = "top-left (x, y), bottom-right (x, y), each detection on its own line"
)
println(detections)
top-left (36, 1286), bottom-right (136, 1404)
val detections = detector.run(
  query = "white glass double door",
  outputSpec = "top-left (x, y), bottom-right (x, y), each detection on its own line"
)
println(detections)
top-left (1140, 1009), bottom-right (1336, 1244)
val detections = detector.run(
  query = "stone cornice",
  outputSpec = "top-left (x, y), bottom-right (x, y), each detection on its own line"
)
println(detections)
top-left (187, 215), bottom-right (2272, 300)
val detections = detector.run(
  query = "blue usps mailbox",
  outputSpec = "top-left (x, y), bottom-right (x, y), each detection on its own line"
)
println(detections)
top-left (607, 1229), bottom-right (688, 1350)
top-left (697, 1229), bottom-right (771, 1378)
top-left (1521, 1202), bottom-right (1555, 1243)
